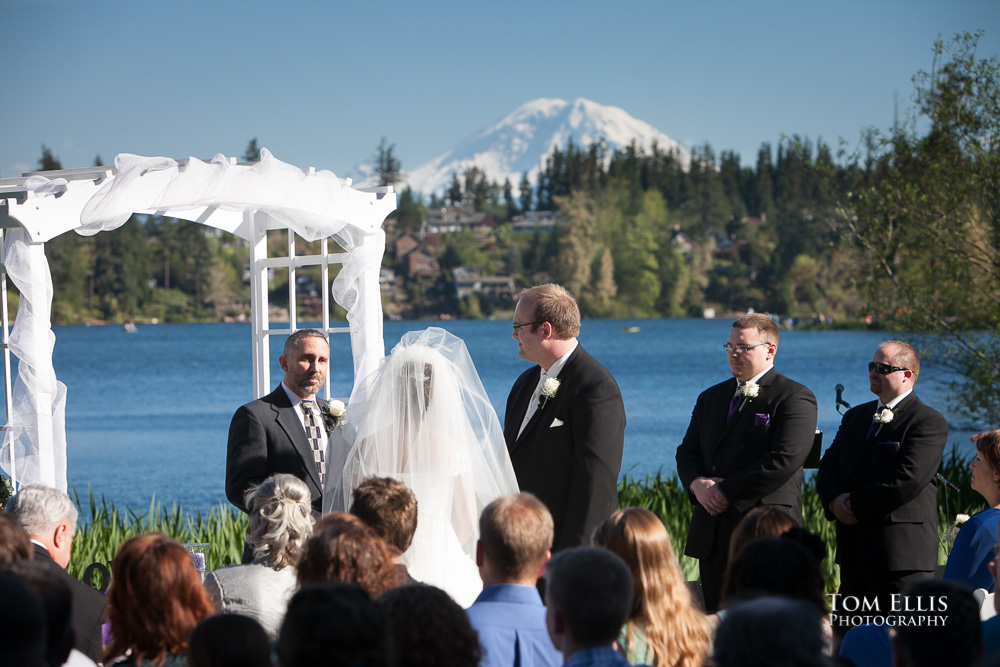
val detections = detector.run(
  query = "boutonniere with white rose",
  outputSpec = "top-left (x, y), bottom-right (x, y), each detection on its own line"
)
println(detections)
top-left (540, 377), bottom-right (561, 408)
top-left (321, 400), bottom-right (348, 429)
top-left (873, 407), bottom-right (895, 425)
top-left (737, 381), bottom-right (760, 412)
top-left (945, 513), bottom-right (971, 547)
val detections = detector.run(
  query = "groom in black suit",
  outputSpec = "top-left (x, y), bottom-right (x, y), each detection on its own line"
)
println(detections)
top-left (676, 314), bottom-right (817, 612)
top-left (504, 284), bottom-right (626, 553)
top-left (817, 341), bottom-right (947, 628)
top-left (226, 329), bottom-right (332, 518)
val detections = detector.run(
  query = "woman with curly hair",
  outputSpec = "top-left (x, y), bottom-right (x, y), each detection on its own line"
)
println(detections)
top-left (204, 473), bottom-right (314, 639)
top-left (297, 513), bottom-right (398, 598)
top-left (592, 508), bottom-right (711, 667)
top-left (377, 584), bottom-right (482, 667)
top-left (103, 533), bottom-right (214, 666)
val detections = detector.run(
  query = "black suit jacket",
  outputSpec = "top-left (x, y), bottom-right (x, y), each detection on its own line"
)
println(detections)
top-left (816, 394), bottom-right (947, 572)
top-left (675, 367), bottom-right (818, 559)
top-left (504, 345), bottom-right (626, 552)
top-left (226, 385), bottom-right (325, 514)
top-left (32, 544), bottom-right (107, 664)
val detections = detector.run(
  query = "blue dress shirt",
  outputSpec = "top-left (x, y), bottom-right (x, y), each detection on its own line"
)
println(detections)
top-left (563, 647), bottom-right (635, 667)
top-left (466, 584), bottom-right (562, 667)
top-left (943, 507), bottom-right (1000, 591)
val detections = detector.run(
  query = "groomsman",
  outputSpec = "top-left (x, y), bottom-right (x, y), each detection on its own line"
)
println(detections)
top-left (817, 341), bottom-right (947, 625)
top-left (504, 284), bottom-right (626, 552)
top-left (676, 314), bottom-right (817, 611)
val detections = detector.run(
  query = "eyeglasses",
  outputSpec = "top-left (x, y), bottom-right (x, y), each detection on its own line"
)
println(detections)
top-left (512, 321), bottom-right (543, 332)
top-left (723, 342), bottom-right (771, 355)
top-left (868, 362), bottom-right (909, 375)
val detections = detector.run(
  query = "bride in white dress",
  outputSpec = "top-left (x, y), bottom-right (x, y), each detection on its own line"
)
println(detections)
top-left (326, 327), bottom-right (519, 606)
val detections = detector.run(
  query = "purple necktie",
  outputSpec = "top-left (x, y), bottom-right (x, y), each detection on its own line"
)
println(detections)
top-left (727, 392), bottom-right (741, 422)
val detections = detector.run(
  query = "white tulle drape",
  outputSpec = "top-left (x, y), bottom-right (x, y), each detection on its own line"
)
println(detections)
top-left (0, 228), bottom-right (68, 490)
top-left (327, 327), bottom-right (519, 606)
top-left (0, 149), bottom-right (389, 491)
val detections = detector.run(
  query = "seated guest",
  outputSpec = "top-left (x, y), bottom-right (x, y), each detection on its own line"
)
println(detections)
top-left (0, 571), bottom-right (47, 667)
top-left (726, 506), bottom-right (799, 562)
top-left (0, 512), bottom-right (34, 565)
top-left (103, 533), bottom-right (214, 666)
top-left (891, 579), bottom-right (982, 667)
top-left (204, 473), bottom-right (314, 639)
top-left (297, 513), bottom-right (398, 598)
top-left (593, 508), bottom-right (711, 667)
top-left (712, 597), bottom-right (826, 667)
top-left (7, 484), bottom-right (106, 663)
top-left (188, 614), bottom-right (272, 667)
top-left (349, 476), bottom-right (419, 584)
top-left (2, 561), bottom-right (78, 667)
top-left (944, 430), bottom-right (1000, 590)
top-left (377, 584), bottom-right (483, 667)
top-left (466, 493), bottom-right (561, 667)
top-left (278, 583), bottom-right (389, 667)
top-left (543, 547), bottom-right (634, 667)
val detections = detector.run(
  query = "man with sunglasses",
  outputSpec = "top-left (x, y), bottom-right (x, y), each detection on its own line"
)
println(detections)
top-left (504, 284), bottom-right (626, 552)
top-left (817, 341), bottom-right (947, 632)
top-left (676, 313), bottom-right (817, 612)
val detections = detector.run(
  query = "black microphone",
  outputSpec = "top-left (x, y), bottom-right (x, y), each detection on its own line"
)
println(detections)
top-left (835, 384), bottom-right (851, 414)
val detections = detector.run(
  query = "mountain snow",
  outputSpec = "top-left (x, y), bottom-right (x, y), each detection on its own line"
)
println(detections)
top-left (350, 97), bottom-right (690, 197)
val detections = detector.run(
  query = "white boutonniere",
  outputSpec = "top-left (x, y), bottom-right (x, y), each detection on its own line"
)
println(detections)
top-left (873, 407), bottom-right (895, 425)
top-left (737, 381), bottom-right (760, 412)
top-left (945, 513), bottom-right (971, 547)
top-left (540, 377), bottom-right (561, 408)
top-left (322, 399), bottom-right (348, 429)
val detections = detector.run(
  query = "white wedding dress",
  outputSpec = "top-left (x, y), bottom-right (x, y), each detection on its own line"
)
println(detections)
top-left (326, 327), bottom-right (519, 607)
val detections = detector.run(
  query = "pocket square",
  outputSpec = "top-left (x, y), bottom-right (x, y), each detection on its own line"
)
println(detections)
top-left (550, 418), bottom-right (565, 428)
top-left (878, 440), bottom-right (901, 449)
top-left (754, 413), bottom-right (771, 427)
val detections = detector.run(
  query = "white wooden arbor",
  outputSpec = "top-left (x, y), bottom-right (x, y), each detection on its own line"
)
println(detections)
top-left (0, 151), bottom-right (396, 492)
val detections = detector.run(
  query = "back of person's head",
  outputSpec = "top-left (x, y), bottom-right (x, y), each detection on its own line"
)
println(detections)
top-left (246, 473), bottom-right (314, 569)
top-left (350, 476), bottom-right (418, 554)
top-left (0, 512), bottom-right (34, 565)
top-left (592, 508), bottom-right (710, 667)
top-left (1, 561), bottom-right (72, 667)
top-left (6, 484), bottom-right (77, 538)
top-left (544, 547), bottom-right (633, 649)
top-left (103, 533), bottom-right (214, 665)
top-left (297, 513), bottom-right (398, 597)
top-left (0, 571), bottom-right (47, 667)
top-left (727, 506), bottom-right (800, 561)
top-left (721, 536), bottom-right (827, 613)
top-left (892, 579), bottom-right (981, 667)
top-left (479, 493), bottom-right (552, 582)
top-left (278, 583), bottom-right (389, 667)
top-left (188, 613), bottom-right (272, 667)
top-left (376, 584), bottom-right (482, 667)
top-left (713, 596), bottom-right (826, 667)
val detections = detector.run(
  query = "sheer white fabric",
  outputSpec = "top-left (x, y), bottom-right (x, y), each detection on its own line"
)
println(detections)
top-left (327, 327), bottom-right (519, 606)
top-left (0, 228), bottom-right (68, 490)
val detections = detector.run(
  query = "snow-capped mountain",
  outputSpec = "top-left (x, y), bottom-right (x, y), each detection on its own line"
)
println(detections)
top-left (351, 97), bottom-right (690, 197)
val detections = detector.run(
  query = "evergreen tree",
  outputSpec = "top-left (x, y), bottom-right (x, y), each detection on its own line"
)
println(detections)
top-left (518, 172), bottom-right (533, 213)
top-left (242, 138), bottom-right (261, 163)
top-left (374, 137), bottom-right (402, 187)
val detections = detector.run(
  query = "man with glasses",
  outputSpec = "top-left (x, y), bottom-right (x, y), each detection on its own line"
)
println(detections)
top-left (817, 341), bottom-right (947, 632)
top-left (676, 313), bottom-right (817, 612)
top-left (504, 284), bottom-right (626, 552)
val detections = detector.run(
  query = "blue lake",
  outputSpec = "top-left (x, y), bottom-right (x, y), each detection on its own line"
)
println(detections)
top-left (29, 319), bottom-right (983, 512)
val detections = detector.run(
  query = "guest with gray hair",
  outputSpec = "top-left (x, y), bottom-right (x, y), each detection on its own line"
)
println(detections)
top-left (6, 484), bottom-right (106, 663)
top-left (712, 596), bottom-right (827, 667)
top-left (204, 473), bottom-right (315, 639)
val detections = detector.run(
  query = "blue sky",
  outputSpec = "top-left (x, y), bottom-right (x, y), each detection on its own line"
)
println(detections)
top-left (3, 0), bottom-right (998, 180)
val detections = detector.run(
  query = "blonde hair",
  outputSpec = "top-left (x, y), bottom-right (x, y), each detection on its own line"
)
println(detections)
top-left (593, 508), bottom-right (711, 667)
top-left (246, 474), bottom-right (315, 570)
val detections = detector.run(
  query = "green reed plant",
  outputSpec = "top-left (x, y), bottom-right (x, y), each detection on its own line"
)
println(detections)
top-left (68, 487), bottom-right (248, 583)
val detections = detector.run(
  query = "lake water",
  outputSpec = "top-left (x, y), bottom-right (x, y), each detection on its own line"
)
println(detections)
top-left (24, 319), bottom-right (982, 512)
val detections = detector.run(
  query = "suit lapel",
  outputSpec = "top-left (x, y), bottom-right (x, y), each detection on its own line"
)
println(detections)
top-left (512, 347), bottom-right (583, 450)
top-left (271, 387), bottom-right (321, 489)
top-left (712, 369), bottom-right (776, 454)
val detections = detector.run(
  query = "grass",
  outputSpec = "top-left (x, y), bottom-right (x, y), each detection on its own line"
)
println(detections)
top-left (49, 443), bottom-right (980, 591)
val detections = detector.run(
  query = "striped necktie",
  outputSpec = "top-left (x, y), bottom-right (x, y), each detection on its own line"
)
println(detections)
top-left (300, 399), bottom-right (325, 484)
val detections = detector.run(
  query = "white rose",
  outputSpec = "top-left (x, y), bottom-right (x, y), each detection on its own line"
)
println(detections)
top-left (327, 399), bottom-right (346, 418)
top-left (742, 382), bottom-right (760, 399)
top-left (541, 377), bottom-right (561, 399)
top-left (878, 408), bottom-right (894, 424)
top-left (956, 513), bottom-right (970, 525)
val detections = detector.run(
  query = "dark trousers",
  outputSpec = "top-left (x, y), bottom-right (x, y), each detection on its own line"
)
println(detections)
top-left (698, 543), bottom-right (729, 613)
